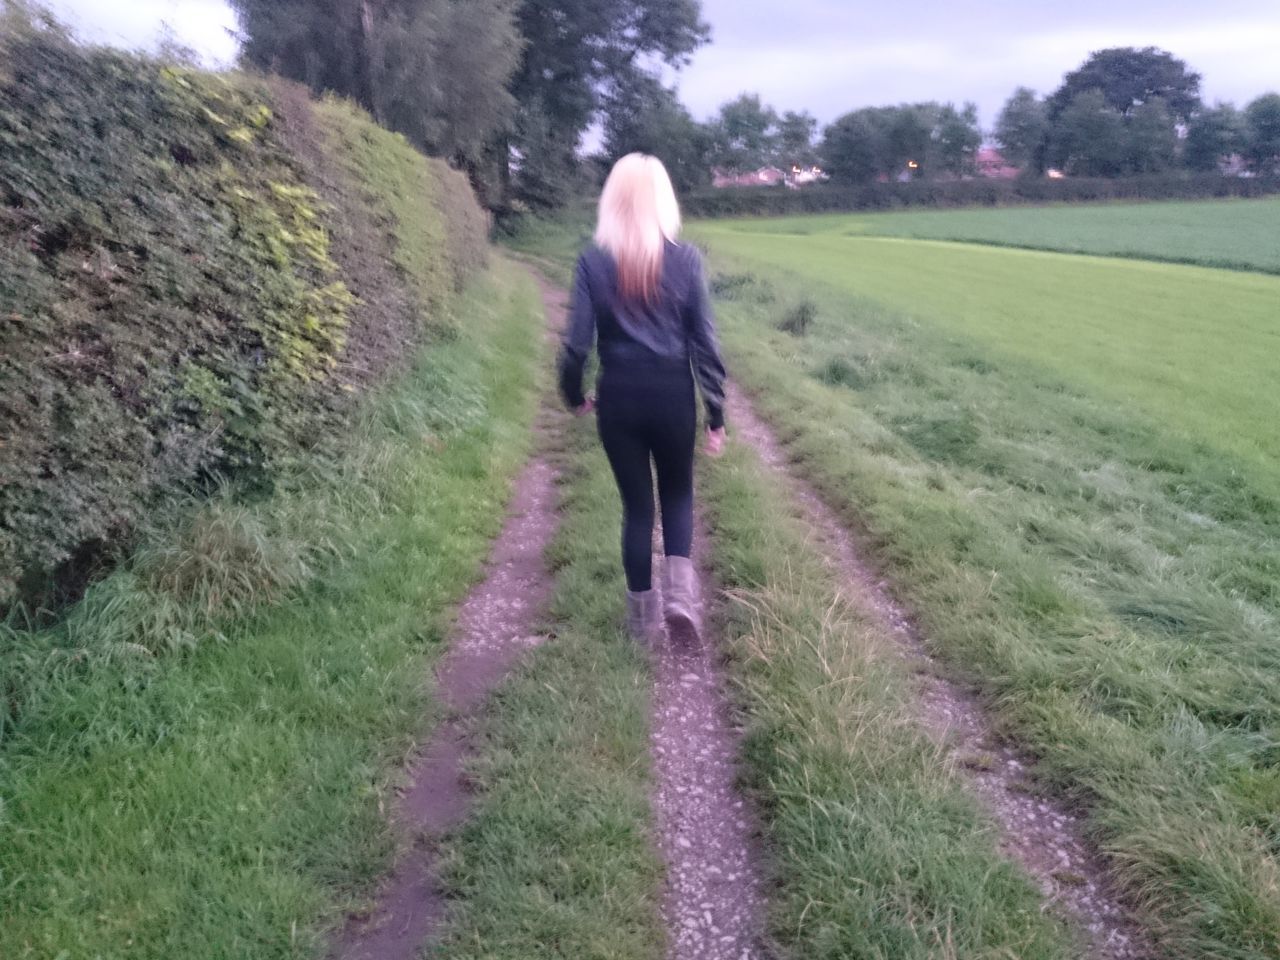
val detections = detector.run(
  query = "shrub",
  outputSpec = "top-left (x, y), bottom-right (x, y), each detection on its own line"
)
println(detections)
top-left (0, 20), bottom-right (488, 611)
top-left (710, 271), bottom-right (775, 302)
top-left (779, 300), bottom-right (817, 335)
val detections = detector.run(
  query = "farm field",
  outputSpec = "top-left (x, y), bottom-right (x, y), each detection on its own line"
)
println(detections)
top-left (711, 195), bottom-right (1280, 273)
top-left (682, 209), bottom-right (1280, 958)
top-left (696, 222), bottom-right (1280, 489)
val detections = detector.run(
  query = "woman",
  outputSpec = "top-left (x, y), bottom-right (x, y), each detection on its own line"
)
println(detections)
top-left (558, 153), bottom-right (728, 646)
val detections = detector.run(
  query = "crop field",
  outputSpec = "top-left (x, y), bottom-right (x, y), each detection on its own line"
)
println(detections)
top-left (690, 204), bottom-right (1280, 958)
top-left (711, 195), bottom-right (1280, 273)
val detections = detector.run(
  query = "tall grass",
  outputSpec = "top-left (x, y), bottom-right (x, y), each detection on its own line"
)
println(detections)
top-left (700, 444), bottom-right (1076, 959)
top-left (0, 264), bottom-right (546, 959)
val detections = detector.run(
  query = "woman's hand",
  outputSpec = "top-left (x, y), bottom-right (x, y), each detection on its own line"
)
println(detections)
top-left (574, 393), bottom-right (596, 417)
top-left (705, 426), bottom-right (727, 458)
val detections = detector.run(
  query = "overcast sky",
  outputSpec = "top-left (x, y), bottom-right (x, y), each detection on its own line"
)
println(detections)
top-left (46, 0), bottom-right (1280, 134)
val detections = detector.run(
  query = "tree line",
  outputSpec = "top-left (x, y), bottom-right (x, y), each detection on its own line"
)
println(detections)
top-left (229, 4), bottom-right (1280, 206)
top-left (230, 0), bottom-right (708, 213)
top-left (608, 46), bottom-right (1280, 189)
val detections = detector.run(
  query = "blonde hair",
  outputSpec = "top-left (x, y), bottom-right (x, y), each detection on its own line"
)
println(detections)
top-left (595, 153), bottom-right (682, 303)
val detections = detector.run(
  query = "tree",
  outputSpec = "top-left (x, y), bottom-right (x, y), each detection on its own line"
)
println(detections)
top-left (1244, 93), bottom-right (1280, 174)
top-left (1184, 102), bottom-right (1246, 172)
top-left (1047, 46), bottom-right (1201, 122)
top-left (1126, 97), bottom-right (1177, 173)
top-left (775, 110), bottom-right (818, 167)
top-left (231, 0), bottom-right (521, 168)
top-left (936, 102), bottom-right (982, 177)
top-left (885, 103), bottom-right (936, 176)
top-left (601, 72), bottom-right (711, 192)
top-left (504, 0), bottom-right (709, 209)
top-left (707, 93), bottom-right (778, 173)
top-left (995, 87), bottom-right (1048, 169)
top-left (1048, 89), bottom-right (1128, 176)
top-left (821, 108), bottom-right (890, 184)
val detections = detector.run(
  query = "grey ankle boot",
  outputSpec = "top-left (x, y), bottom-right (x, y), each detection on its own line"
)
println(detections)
top-left (661, 556), bottom-right (701, 646)
top-left (625, 589), bottom-right (662, 645)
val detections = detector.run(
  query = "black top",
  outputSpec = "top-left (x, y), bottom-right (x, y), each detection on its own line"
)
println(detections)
top-left (558, 242), bottom-right (728, 430)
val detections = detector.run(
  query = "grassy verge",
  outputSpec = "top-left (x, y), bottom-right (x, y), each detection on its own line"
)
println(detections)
top-left (693, 251), bottom-right (1280, 959)
top-left (431, 404), bottom-right (665, 959)
top-left (0, 262), bottom-right (544, 960)
top-left (700, 442), bottom-right (1075, 959)
top-left (707, 196), bottom-right (1280, 274)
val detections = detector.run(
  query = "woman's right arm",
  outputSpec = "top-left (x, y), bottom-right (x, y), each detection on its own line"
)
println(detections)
top-left (558, 255), bottom-right (596, 411)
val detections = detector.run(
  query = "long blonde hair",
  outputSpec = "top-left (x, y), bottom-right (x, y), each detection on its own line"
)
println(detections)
top-left (595, 153), bottom-right (682, 303)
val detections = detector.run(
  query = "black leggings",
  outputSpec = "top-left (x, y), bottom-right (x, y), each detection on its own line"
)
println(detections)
top-left (597, 362), bottom-right (696, 592)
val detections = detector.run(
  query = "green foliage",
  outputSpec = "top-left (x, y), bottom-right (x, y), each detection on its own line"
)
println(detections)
top-left (995, 86), bottom-right (1049, 168)
top-left (231, 0), bottom-right (522, 168)
top-left (1046, 46), bottom-right (1202, 122)
top-left (1184, 102), bottom-right (1247, 172)
top-left (314, 96), bottom-right (487, 323)
top-left (1048, 89), bottom-right (1130, 176)
top-left (600, 71), bottom-right (712, 193)
top-left (505, 0), bottom-right (709, 210)
top-left (0, 23), bottom-right (354, 607)
top-left (819, 102), bottom-right (983, 183)
top-left (1244, 92), bottom-right (1280, 174)
top-left (775, 109), bottom-right (819, 167)
top-left (706, 93), bottom-right (778, 173)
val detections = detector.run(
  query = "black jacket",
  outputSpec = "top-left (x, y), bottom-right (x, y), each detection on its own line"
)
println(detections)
top-left (558, 242), bottom-right (728, 429)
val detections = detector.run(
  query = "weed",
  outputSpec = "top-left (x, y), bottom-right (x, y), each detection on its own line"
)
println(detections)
top-left (778, 298), bottom-right (817, 335)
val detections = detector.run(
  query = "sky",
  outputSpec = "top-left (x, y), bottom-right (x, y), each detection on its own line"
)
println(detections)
top-left (45, 0), bottom-right (1280, 135)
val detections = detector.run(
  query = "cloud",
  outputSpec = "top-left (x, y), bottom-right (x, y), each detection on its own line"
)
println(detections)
top-left (47, 0), bottom-right (239, 65)
top-left (680, 0), bottom-right (1280, 130)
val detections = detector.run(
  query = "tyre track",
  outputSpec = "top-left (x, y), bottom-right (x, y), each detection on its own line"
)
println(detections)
top-left (724, 381), bottom-right (1150, 960)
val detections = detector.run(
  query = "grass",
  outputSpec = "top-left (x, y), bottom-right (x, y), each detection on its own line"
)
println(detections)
top-left (504, 208), bottom-right (1280, 958)
top-left (0, 262), bottom-right (546, 959)
top-left (695, 225), bottom-right (1280, 489)
top-left (700, 443), bottom-right (1077, 959)
top-left (685, 236), bottom-right (1280, 959)
top-left (431, 401), bottom-right (665, 958)
top-left (709, 195), bottom-right (1280, 274)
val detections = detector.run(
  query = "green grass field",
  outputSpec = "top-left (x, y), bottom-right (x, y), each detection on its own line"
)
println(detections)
top-left (697, 224), bottom-right (1280, 492)
top-left (711, 196), bottom-right (1280, 274)
top-left (684, 208), bottom-right (1280, 959)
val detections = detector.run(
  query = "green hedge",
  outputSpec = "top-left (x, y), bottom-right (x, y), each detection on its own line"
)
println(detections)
top-left (683, 172), bottom-right (1280, 218)
top-left (0, 19), bottom-right (487, 609)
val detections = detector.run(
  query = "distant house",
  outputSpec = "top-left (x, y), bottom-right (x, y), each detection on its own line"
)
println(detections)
top-left (785, 165), bottom-right (829, 188)
top-left (975, 146), bottom-right (1020, 180)
top-left (1219, 154), bottom-right (1254, 177)
top-left (711, 165), bottom-right (787, 188)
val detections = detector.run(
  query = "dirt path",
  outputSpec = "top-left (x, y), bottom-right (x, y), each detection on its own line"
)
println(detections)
top-left (724, 381), bottom-right (1149, 959)
top-left (648, 525), bottom-right (769, 960)
top-left (535, 273), bottom-right (768, 960)
top-left (333, 297), bottom-right (561, 960)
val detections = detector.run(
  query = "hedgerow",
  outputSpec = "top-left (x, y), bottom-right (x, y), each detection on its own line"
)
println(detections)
top-left (683, 172), bottom-right (1280, 218)
top-left (0, 18), bottom-right (487, 611)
